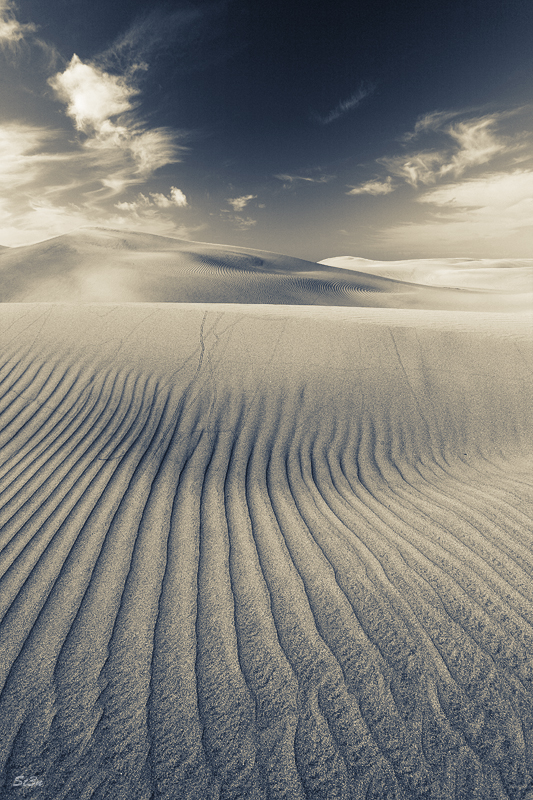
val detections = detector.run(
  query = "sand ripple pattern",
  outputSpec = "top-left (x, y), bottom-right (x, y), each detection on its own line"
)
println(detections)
top-left (159, 252), bottom-right (387, 306)
top-left (0, 306), bottom-right (532, 799)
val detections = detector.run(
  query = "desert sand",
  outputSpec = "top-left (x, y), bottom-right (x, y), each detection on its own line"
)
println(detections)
top-left (0, 227), bottom-right (531, 311)
top-left (320, 255), bottom-right (533, 294)
top-left (0, 230), bottom-right (532, 799)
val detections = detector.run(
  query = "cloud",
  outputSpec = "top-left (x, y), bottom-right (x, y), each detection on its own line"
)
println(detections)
top-left (0, 0), bottom-right (36, 49)
top-left (48, 54), bottom-right (183, 190)
top-left (379, 114), bottom-right (506, 187)
top-left (0, 121), bottom-right (189, 245)
top-left (315, 83), bottom-right (375, 125)
top-left (49, 55), bottom-right (137, 134)
top-left (401, 109), bottom-right (460, 140)
top-left (417, 169), bottom-right (533, 210)
top-left (116, 187), bottom-right (188, 212)
top-left (380, 170), bottom-right (533, 254)
top-left (0, 7), bottom-right (202, 246)
top-left (347, 177), bottom-right (395, 196)
top-left (0, 0), bottom-right (58, 66)
top-left (150, 187), bottom-right (188, 208)
top-left (0, 124), bottom-right (60, 190)
top-left (96, 4), bottom-right (230, 79)
top-left (232, 215), bottom-right (256, 230)
top-left (274, 173), bottom-right (334, 187)
top-left (220, 210), bottom-right (257, 230)
top-left (226, 194), bottom-right (256, 211)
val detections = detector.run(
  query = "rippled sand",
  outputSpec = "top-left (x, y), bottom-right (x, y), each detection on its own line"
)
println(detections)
top-left (0, 302), bottom-right (532, 799)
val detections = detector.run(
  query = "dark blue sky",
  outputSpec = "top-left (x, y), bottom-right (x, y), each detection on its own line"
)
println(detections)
top-left (1, 0), bottom-right (533, 258)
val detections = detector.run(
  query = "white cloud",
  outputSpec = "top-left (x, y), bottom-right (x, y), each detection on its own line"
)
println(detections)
top-left (418, 169), bottom-right (533, 210)
top-left (49, 55), bottom-right (136, 134)
top-left (48, 55), bottom-right (183, 184)
top-left (347, 106), bottom-right (533, 256)
top-left (379, 114), bottom-right (506, 187)
top-left (226, 194), bottom-right (256, 211)
top-left (316, 83), bottom-right (375, 125)
top-left (150, 187), bottom-right (188, 208)
top-left (0, 0), bottom-right (36, 48)
top-left (380, 170), bottom-right (533, 254)
top-left (0, 121), bottom-right (190, 245)
top-left (402, 109), bottom-right (460, 140)
top-left (0, 124), bottom-right (58, 190)
top-left (0, 7), bottom-right (199, 246)
top-left (347, 177), bottom-right (395, 196)
top-left (115, 187), bottom-right (188, 212)
top-left (114, 193), bottom-right (151, 213)
top-left (274, 173), bottom-right (333, 185)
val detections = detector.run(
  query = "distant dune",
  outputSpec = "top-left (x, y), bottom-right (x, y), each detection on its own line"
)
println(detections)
top-left (320, 255), bottom-right (533, 294)
top-left (0, 303), bottom-right (532, 799)
top-left (0, 227), bottom-right (530, 310)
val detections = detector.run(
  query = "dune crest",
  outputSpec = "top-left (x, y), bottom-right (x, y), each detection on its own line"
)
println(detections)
top-left (320, 255), bottom-right (533, 294)
top-left (0, 227), bottom-right (530, 310)
top-left (0, 304), bottom-right (532, 799)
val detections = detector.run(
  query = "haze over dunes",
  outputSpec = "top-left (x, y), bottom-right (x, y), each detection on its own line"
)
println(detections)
top-left (0, 228), bottom-right (530, 311)
top-left (0, 302), bottom-right (532, 799)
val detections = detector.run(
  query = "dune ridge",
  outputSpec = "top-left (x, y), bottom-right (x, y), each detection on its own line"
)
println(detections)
top-left (320, 255), bottom-right (533, 294)
top-left (0, 227), bottom-right (530, 310)
top-left (0, 304), bottom-right (532, 799)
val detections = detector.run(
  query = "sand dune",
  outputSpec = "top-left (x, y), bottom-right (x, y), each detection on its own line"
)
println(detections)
top-left (0, 227), bottom-right (530, 311)
top-left (320, 255), bottom-right (533, 294)
top-left (0, 303), bottom-right (532, 799)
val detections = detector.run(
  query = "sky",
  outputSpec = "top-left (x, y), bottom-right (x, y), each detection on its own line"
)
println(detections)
top-left (1, 0), bottom-right (533, 260)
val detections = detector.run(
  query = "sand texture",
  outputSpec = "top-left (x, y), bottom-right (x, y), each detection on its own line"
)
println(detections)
top-left (0, 303), bottom-right (532, 799)
top-left (0, 227), bottom-right (531, 311)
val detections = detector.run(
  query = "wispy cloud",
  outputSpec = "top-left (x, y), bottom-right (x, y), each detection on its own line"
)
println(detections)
top-left (379, 113), bottom-right (506, 187)
top-left (347, 106), bottom-right (533, 256)
top-left (380, 169), bottom-right (533, 254)
top-left (315, 82), bottom-right (375, 125)
top-left (0, 124), bottom-right (63, 190)
top-left (0, 0), bottom-right (58, 66)
top-left (0, 0), bottom-right (36, 49)
top-left (347, 177), bottom-right (395, 196)
top-left (401, 109), bottom-right (461, 140)
top-left (226, 194), bottom-right (256, 211)
top-left (274, 172), bottom-right (334, 189)
top-left (417, 169), bottom-right (533, 210)
top-left (231, 215), bottom-right (256, 230)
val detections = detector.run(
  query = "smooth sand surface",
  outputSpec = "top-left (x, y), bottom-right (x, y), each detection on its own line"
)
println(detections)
top-left (0, 227), bottom-right (531, 311)
top-left (320, 255), bottom-right (533, 294)
top-left (0, 303), bottom-right (532, 799)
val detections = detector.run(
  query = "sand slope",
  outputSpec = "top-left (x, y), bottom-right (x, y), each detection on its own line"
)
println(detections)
top-left (0, 303), bottom-right (532, 799)
top-left (320, 255), bottom-right (533, 294)
top-left (0, 227), bottom-right (530, 311)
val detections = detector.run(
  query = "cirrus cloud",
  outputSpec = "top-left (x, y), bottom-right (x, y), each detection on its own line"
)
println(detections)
top-left (379, 114), bottom-right (506, 187)
top-left (315, 82), bottom-right (375, 125)
top-left (380, 169), bottom-right (533, 255)
top-left (0, 0), bottom-right (36, 49)
top-left (347, 177), bottom-right (395, 196)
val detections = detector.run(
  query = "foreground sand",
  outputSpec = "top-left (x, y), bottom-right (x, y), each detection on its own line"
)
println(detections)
top-left (0, 303), bottom-right (532, 799)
